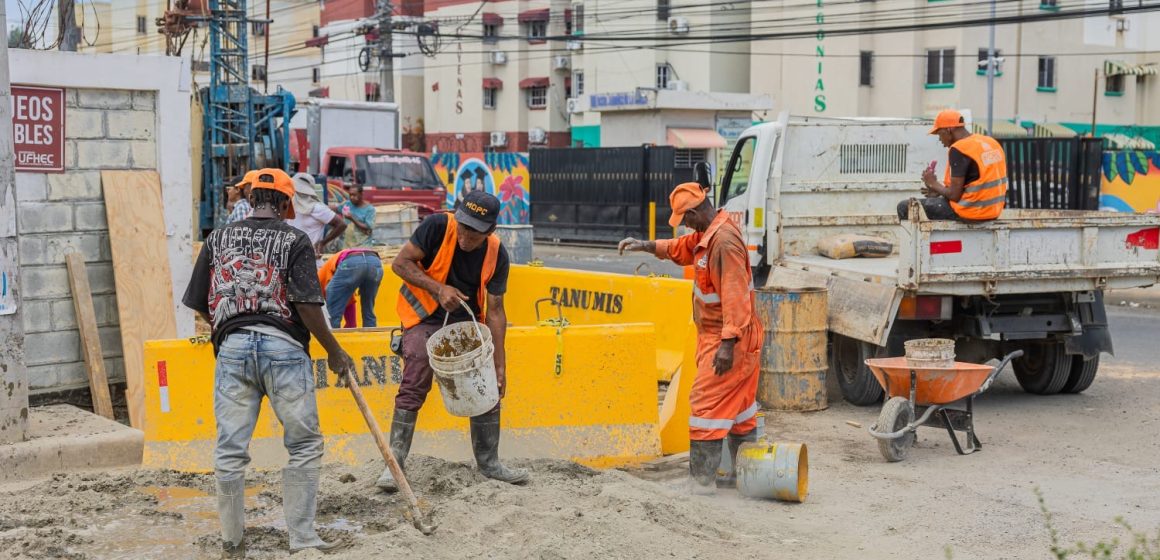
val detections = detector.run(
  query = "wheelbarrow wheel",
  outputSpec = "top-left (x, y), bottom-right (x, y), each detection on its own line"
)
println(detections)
top-left (1062, 355), bottom-right (1100, 394)
top-left (831, 334), bottom-right (885, 406)
top-left (1012, 341), bottom-right (1070, 395)
top-left (876, 397), bottom-right (915, 462)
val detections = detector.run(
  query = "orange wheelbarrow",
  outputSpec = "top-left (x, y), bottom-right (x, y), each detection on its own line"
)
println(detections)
top-left (863, 351), bottom-right (1022, 462)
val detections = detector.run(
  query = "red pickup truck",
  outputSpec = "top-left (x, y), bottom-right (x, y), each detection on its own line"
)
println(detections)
top-left (321, 147), bottom-right (446, 216)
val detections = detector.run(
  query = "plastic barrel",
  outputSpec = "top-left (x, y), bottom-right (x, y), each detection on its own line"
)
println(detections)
top-left (736, 441), bottom-right (809, 502)
top-left (425, 321), bottom-right (499, 417)
top-left (755, 286), bottom-right (828, 411)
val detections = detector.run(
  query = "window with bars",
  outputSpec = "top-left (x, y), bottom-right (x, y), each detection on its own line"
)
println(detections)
top-left (251, 64), bottom-right (267, 82)
top-left (252, 21), bottom-right (268, 37)
top-left (1037, 57), bottom-right (1056, 89)
top-left (483, 23), bottom-right (499, 42)
top-left (658, 0), bottom-right (671, 20)
top-left (656, 64), bottom-right (672, 89)
top-left (136, 15), bottom-right (147, 35)
top-left (976, 48), bottom-right (1002, 75)
top-left (1106, 74), bottom-right (1126, 95)
top-left (860, 51), bottom-right (873, 86)
top-left (312, 67), bottom-right (321, 83)
top-left (527, 86), bottom-right (547, 108)
top-left (573, 3), bottom-right (585, 34)
top-left (483, 88), bottom-right (497, 109)
top-left (573, 70), bottom-right (585, 96)
top-left (526, 21), bottom-right (547, 40)
top-left (926, 48), bottom-right (955, 86)
top-left (674, 149), bottom-right (708, 168)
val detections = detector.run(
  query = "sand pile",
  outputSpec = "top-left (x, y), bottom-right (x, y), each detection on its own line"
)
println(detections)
top-left (0, 456), bottom-right (790, 559)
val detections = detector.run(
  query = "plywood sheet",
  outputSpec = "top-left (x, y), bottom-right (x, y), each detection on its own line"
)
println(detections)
top-left (103, 170), bottom-right (177, 429)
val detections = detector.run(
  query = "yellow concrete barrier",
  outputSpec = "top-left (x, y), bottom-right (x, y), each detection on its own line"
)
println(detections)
top-left (369, 264), bottom-right (695, 383)
top-left (143, 324), bottom-right (661, 471)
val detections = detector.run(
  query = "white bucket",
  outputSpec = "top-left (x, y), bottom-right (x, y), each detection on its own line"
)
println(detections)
top-left (424, 303), bottom-right (499, 417)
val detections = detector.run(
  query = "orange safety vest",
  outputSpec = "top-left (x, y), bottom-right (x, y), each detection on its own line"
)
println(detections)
top-left (946, 134), bottom-right (1009, 220)
top-left (397, 214), bottom-right (500, 329)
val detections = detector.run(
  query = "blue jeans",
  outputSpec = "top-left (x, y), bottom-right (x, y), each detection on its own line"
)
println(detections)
top-left (326, 252), bottom-right (384, 328)
top-left (213, 331), bottom-right (323, 480)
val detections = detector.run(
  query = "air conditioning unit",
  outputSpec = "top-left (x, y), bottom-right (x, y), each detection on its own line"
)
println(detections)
top-left (668, 17), bottom-right (689, 34)
top-left (1116, 18), bottom-right (1130, 32)
top-left (666, 79), bottom-right (688, 91)
top-left (566, 98), bottom-right (580, 114)
top-left (528, 127), bottom-right (547, 144)
top-left (553, 56), bottom-right (571, 71)
top-left (566, 40), bottom-right (583, 51)
top-left (491, 51), bottom-right (508, 65)
top-left (490, 131), bottom-right (508, 147)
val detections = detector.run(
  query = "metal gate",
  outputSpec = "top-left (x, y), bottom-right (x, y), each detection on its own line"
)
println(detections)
top-left (530, 147), bottom-right (677, 243)
top-left (999, 137), bottom-right (1103, 211)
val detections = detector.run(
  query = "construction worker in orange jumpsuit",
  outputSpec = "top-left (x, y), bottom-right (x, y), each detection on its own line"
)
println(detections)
top-left (619, 182), bottom-right (763, 491)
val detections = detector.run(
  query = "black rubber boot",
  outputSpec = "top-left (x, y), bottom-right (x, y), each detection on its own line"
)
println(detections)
top-left (689, 439), bottom-right (724, 492)
top-left (716, 430), bottom-right (758, 489)
top-left (470, 410), bottom-right (530, 484)
top-left (376, 409), bottom-right (418, 492)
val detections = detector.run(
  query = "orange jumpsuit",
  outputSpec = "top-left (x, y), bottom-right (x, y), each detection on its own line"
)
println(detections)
top-left (655, 211), bottom-right (762, 441)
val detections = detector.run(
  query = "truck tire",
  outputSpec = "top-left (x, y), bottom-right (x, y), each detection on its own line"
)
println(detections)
top-left (830, 334), bottom-right (885, 406)
top-left (1012, 341), bottom-right (1071, 395)
top-left (1062, 355), bottom-right (1100, 394)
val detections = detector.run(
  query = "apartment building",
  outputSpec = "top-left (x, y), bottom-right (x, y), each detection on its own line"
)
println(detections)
top-left (749, 0), bottom-right (1160, 141)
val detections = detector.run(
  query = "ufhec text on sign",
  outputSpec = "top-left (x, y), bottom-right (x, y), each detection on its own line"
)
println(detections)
top-left (12, 86), bottom-right (65, 173)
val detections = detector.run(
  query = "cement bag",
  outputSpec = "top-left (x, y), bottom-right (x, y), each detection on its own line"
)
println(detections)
top-left (816, 234), bottom-right (893, 260)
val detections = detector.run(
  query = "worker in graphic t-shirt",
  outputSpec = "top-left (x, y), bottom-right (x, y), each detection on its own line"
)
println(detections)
top-left (183, 168), bottom-right (355, 556)
top-left (374, 191), bottom-right (530, 492)
top-left (898, 109), bottom-right (1009, 221)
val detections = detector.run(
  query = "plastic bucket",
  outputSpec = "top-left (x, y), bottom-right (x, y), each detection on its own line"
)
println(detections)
top-left (425, 307), bottom-right (500, 418)
top-left (904, 338), bottom-right (955, 369)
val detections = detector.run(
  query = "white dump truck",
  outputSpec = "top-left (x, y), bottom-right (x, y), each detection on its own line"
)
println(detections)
top-left (717, 113), bottom-right (1160, 405)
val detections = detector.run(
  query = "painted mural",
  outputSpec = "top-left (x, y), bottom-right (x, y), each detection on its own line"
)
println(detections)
top-left (430, 152), bottom-right (531, 225)
top-left (1098, 151), bottom-right (1160, 214)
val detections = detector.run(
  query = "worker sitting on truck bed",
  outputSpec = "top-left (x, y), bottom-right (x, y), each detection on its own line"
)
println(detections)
top-left (618, 183), bottom-right (763, 492)
top-left (898, 109), bottom-right (1009, 222)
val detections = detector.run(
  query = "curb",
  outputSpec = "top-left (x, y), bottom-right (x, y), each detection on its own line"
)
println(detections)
top-left (0, 404), bottom-right (143, 482)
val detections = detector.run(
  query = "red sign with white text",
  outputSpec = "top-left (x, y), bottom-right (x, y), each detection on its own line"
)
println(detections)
top-left (12, 86), bottom-right (65, 172)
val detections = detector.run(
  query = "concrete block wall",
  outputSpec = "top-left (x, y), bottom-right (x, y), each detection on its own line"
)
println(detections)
top-left (14, 88), bottom-right (157, 395)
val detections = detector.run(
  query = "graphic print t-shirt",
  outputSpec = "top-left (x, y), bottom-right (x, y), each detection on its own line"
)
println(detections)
top-left (183, 217), bottom-right (324, 354)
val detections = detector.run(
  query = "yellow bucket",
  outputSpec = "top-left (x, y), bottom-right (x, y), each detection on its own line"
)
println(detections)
top-left (735, 441), bottom-right (809, 503)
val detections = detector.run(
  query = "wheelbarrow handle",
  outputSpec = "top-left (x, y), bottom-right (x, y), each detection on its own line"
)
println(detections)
top-left (977, 350), bottom-right (1025, 395)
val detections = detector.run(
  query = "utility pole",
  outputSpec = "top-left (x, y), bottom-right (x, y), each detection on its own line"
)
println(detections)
top-left (985, 0), bottom-right (996, 135)
top-left (58, 0), bottom-right (81, 51)
top-left (377, 0), bottom-right (395, 103)
top-left (0, 0), bottom-right (29, 443)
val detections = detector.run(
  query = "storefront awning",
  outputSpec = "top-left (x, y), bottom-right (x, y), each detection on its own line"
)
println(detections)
top-left (666, 128), bottom-right (727, 149)
top-left (482, 13), bottom-right (504, 25)
top-left (519, 77), bottom-right (549, 88)
top-left (482, 78), bottom-right (503, 89)
top-left (1104, 60), bottom-right (1160, 77)
top-left (1033, 122), bottom-right (1077, 138)
top-left (970, 121), bottom-right (1027, 137)
top-left (517, 9), bottom-right (550, 23)
top-left (1105, 133), bottom-right (1157, 150)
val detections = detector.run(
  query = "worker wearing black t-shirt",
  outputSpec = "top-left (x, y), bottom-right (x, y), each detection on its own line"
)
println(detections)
top-left (899, 109), bottom-right (1008, 221)
top-left (376, 191), bottom-right (529, 492)
top-left (183, 168), bottom-right (355, 556)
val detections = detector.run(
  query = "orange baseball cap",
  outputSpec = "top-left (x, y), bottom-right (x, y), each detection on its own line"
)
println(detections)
top-left (234, 170), bottom-right (260, 188)
top-left (929, 109), bottom-right (966, 134)
top-left (251, 168), bottom-right (296, 218)
top-left (668, 182), bottom-right (707, 228)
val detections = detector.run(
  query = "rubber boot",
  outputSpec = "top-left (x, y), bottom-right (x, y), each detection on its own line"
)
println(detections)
top-left (470, 410), bottom-right (530, 484)
top-left (689, 439), bottom-right (723, 494)
top-left (215, 476), bottom-right (245, 559)
top-left (716, 430), bottom-right (758, 489)
top-left (283, 467), bottom-right (344, 554)
top-left (376, 409), bottom-right (418, 492)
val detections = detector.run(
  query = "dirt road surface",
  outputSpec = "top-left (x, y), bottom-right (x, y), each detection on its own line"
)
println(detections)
top-left (1, 246), bottom-right (1158, 558)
